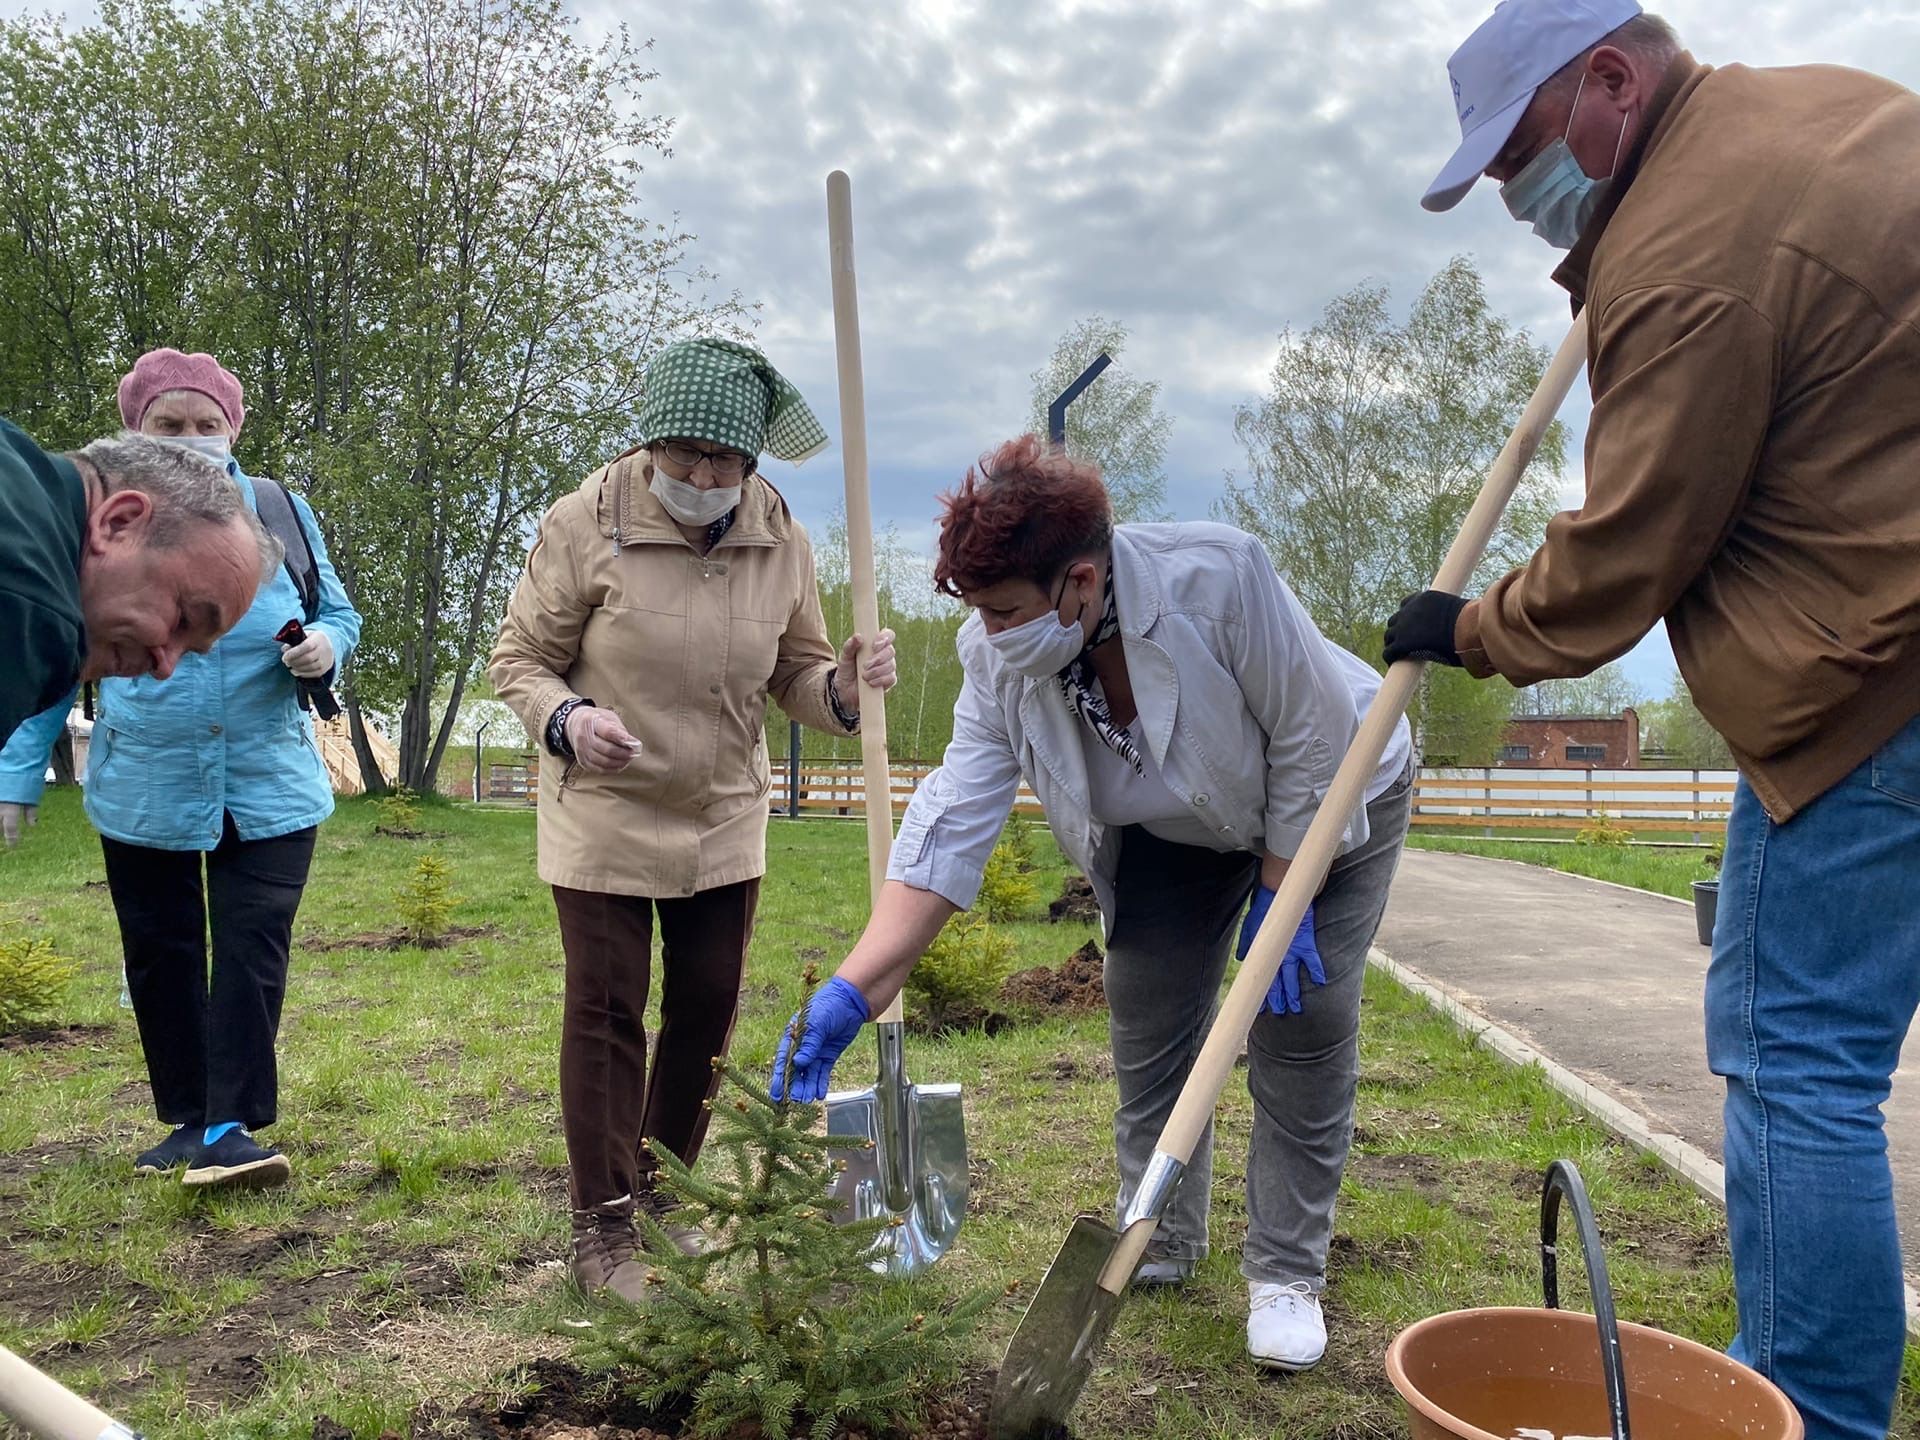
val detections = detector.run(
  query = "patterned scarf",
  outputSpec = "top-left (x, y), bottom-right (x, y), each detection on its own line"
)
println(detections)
top-left (1057, 568), bottom-right (1142, 777)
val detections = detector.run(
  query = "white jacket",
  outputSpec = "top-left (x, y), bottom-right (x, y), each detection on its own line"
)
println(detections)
top-left (888, 523), bottom-right (1411, 936)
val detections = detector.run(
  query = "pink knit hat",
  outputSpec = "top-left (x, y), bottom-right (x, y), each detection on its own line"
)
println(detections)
top-left (117, 348), bottom-right (246, 433)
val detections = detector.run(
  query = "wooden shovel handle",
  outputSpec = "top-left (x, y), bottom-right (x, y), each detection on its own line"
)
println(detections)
top-left (826, 170), bottom-right (904, 1026)
top-left (1151, 313), bottom-right (1590, 1167)
top-left (0, 1342), bottom-right (135, 1438)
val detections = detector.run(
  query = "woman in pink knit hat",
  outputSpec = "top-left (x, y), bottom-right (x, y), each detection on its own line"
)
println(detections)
top-left (0, 348), bottom-right (363, 1191)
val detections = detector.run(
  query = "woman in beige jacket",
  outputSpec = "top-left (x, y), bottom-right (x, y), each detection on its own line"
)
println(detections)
top-left (490, 338), bottom-right (895, 1301)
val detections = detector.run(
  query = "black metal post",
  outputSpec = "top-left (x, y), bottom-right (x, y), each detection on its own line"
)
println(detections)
top-left (788, 718), bottom-right (802, 817)
top-left (1047, 352), bottom-right (1113, 447)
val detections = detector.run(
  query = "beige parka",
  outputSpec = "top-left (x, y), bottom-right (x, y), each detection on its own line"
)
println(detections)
top-left (490, 448), bottom-right (850, 897)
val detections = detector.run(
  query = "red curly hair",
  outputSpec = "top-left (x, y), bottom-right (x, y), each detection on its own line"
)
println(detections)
top-left (933, 435), bottom-right (1114, 600)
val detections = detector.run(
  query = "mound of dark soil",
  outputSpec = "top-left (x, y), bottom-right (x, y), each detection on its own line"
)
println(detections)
top-left (1046, 875), bottom-right (1099, 925)
top-left (305, 924), bottom-right (501, 953)
top-left (1000, 941), bottom-right (1105, 1015)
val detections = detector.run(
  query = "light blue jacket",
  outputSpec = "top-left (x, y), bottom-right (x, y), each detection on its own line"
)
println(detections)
top-left (0, 463), bottom-right (361, 850)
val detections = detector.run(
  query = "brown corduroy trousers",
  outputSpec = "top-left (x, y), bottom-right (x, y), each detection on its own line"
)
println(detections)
top-left (550, 880), bottom-right (760, 1210)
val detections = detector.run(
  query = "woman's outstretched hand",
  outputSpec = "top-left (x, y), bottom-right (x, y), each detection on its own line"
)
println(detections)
top-left (770, 975), bottom-right (872, 1102)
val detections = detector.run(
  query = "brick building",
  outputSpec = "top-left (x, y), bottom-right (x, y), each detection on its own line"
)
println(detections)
top-left (1496, 710), bottom-right (1640, 769)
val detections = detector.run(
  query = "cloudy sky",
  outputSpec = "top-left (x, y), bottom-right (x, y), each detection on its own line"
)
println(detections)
top-left (553, 0), bottom-right (1914, 694)
top-left (25, 0), bottom-right (1916, 689)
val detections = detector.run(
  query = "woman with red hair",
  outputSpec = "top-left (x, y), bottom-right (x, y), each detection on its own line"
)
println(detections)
top-left (772, 434), bottom-right (1412, 1374)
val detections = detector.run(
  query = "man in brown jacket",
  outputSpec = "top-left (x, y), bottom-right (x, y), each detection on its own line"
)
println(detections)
top-left (1389, 4), bottom-right (1920, 1437)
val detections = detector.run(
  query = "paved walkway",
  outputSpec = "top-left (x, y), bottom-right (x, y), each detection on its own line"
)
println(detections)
top-left (1374, 848), bottom-right (1920, 1278)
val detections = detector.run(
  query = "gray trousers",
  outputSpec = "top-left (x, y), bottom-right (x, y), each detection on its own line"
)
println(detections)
top-left (1105, 768), bottom-right (1411, 1287)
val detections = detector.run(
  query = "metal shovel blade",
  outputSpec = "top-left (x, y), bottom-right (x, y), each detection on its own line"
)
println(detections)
top-left (987, 1216), bottom-right (1133, 1440)
top-left (825, 1020), bottom-right (967, 1275)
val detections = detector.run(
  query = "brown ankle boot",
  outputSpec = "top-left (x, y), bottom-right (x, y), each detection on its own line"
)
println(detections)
top-left (571, 1197), bottom-right (651, 1304)
top-left (637, 1190), bottom-right (713, 1257)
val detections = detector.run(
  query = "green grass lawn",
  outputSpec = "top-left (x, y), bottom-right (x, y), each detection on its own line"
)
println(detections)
top-left (0, 790), bottom-right (1910, 1438)
top-left (1407, 834), bottom-right (1717, 901)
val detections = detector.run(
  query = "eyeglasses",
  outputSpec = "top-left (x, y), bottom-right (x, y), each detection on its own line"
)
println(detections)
top-left (656, 440), bottom-right (755, 479)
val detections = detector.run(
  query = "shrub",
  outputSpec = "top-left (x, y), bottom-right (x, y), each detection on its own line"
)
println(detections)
top-left (983, 829), bottom-right (1044, 917)
top-left (374, 786), bottom-right (422, 835)
top-left (0, 936), bottom-right (77, 1034)
top-left (1575, 811), bottom-right (1633, 848)
top-left (907, 910), bottom-right (1016, 1033)
top-left (396, 852), bottom-right (459, 947)
top-left (586, 989), bottom-right (992, 1439)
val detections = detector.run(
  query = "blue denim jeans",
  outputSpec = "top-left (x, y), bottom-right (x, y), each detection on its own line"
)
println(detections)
top-left (1705, 711), bottom-right (1920, 1440)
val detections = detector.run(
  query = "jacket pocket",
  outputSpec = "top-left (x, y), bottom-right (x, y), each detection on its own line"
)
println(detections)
top-left (1682, 557), bottom-right (1872, 758)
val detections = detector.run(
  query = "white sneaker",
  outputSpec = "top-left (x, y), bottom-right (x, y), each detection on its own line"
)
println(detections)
top-left (1247, 1280), bottom-right (1326, 1371)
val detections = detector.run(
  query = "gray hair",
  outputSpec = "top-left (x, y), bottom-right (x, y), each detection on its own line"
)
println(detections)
top-left (1541, 13), bottom-right (1683, 100)
top-left (74, 432), bottom-right (283, 583)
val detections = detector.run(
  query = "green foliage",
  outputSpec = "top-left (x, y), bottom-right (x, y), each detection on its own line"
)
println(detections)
top-left (976, 832), bottom-right (1040, 924)
top-left (907, 910), bottom-right (1018, 1034)
top-left (0, 0), bottom-right (750, 795)
top-left (1217, 255), bottom-right (1565, 659)
top-left (1638, 671), bottom-right (1737, 768)
top-left (373, 786), bottom-right (422, 835)
top-left (1025, 315), bottom-right (1172, 522)
top-left (586, 1014), bottom-right (991, 1439)
top-left (0, 936), bottom-right (77, 1034)
top-left (1574, 811), bottom-right (1634, 848)
top-left (1511, 662), bottom-right (1643, 717)
top-left (395, 852), bottom-right (459, 947)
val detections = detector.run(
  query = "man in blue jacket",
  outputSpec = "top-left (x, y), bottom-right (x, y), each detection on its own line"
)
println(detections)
top-left (0, 351), bottom-right (362, 1192)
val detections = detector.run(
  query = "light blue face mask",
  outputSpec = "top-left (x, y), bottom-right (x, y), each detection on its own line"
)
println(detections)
top-left (1500, 74), bottom-right (1631, 250)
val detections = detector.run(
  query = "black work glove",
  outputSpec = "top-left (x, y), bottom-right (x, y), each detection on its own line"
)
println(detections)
top-left (1382, 590), bottom-right (1469, 667)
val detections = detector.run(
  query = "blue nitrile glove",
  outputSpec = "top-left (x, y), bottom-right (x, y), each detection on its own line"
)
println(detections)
top-left (1237, 885), bottom-right (1277, 961)
top-left (770, 976), bottom-right (871, 1102)
top-left (1269, 903), bottom-right (1325, 1015)
top-left (1240, 893), bottom-right (1325, 1016)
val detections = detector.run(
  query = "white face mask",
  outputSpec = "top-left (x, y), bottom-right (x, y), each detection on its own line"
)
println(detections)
top-left (1499, 73), bottom-right (1631, 250)
top-left (650, 470), bottom-right (740, 527)
top-left (987, 574), bottom-right (1090, 678)
top-left (163, 434), bottom-right (232, 463)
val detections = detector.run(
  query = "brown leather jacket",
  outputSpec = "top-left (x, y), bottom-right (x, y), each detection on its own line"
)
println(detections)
top-left (490, 450), bottom-right (849, 896)
top-left (1458, 56), bottom-right (1920, 820)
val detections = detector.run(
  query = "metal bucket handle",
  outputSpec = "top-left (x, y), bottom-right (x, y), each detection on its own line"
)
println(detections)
top-left (1540, 1159), bottom-right (1632, 1440)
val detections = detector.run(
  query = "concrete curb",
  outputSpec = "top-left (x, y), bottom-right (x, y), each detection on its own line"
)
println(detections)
top-left (1366, 945), bottom-right (1920, 1332)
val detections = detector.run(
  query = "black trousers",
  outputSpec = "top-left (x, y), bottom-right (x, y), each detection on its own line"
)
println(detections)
top-left (101, 814), bottom-right (316, 1131)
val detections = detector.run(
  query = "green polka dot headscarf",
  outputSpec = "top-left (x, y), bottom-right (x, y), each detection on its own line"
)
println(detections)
top-left (638, 338), bottom-right (829, 464)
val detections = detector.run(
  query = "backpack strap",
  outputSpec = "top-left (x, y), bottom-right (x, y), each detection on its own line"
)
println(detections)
top-left (251, 476), bottom-right (321, 623)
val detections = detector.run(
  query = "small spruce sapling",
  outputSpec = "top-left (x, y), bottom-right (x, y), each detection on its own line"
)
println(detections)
top-left (0, 936), bottom-right (76, 1034)
top-left (396, 852), bottom-right (459, 947)
top-left (587, 970), bottom-right (992, 1439)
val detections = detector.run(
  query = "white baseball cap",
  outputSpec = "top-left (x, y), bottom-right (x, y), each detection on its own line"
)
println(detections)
top-left (1422, 0), bottom-right (1643, 212)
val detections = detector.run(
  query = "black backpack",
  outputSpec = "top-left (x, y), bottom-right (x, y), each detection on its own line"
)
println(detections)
top-left (251, 475), bottom-right (321, 623)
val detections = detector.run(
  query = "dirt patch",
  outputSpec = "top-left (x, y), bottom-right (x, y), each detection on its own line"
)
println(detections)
top-left (1614, 1219), bottom-right (1726, 1271)
top-left (1000, 942), bottom-right (1106, 1015)
top-left (1328, 1229), bottom-right (1424, 1280)
top-left (0, 1023), bottom-right (115, 1053)
top-left (1025, 1053), bottom-right (1113, 1084)
top-left (373, 825), bottom-right (449, 841)
top-left (417, 1359), bottom-right (999, 1440)
top-left (1344, 1151), bottom-right (1452, 1207)
top-left (1047, 875), bottom-right (1099, 925)
top-left (307, 924), bottom-right (502, 953)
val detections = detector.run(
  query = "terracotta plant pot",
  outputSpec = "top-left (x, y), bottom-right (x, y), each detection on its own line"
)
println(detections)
top-left (1386, 1305), bottom-right (1803, 1440)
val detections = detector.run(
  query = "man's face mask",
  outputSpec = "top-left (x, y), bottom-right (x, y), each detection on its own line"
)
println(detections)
top-left (1500, 72), bottom-right (1632, 250)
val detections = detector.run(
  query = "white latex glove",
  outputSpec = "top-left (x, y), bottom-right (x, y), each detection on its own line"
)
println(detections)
top-left (280, 630), bottom-right (335, 680)
top-left (0, 802), bottom-right (36, 849)
top-left (565, 705), bottom-right (642, 773)
top-left (834, 628), bottom-right (897, 716)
